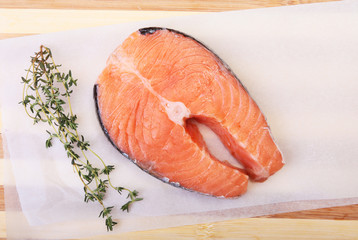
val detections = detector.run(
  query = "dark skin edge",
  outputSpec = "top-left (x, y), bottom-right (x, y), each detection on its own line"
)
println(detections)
top-left (94, 27), bottom-right (263, 198)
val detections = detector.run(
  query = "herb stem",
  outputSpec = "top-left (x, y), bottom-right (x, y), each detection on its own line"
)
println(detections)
top-left (73, 163), bottom-right (104, 208)
top-left (20, 45), bottom-right (143, 231)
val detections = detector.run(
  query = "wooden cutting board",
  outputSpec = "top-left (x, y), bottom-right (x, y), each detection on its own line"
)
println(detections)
top-left (1, 1), bottom-right (358, 239)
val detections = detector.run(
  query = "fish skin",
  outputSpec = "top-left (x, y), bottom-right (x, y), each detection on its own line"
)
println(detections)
top-left (94, 27), bottom-right (284, 198)
top-left (94, 84), bottom-right (205, 195)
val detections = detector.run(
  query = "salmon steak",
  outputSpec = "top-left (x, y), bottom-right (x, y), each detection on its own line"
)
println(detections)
top-left (94, 27), bottom-right (284, 198)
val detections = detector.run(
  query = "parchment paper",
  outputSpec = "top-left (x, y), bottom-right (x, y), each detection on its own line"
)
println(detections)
top-left (1, 1), bottom-right (358, 239)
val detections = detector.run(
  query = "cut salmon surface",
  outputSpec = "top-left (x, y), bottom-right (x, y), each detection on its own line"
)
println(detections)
top-left (95, 27), bottom-right (284, 198)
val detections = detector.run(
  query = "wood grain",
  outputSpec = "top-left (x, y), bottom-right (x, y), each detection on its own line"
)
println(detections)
top-left (0, 187), bottom-right (3, 212)
top-left (1, 0), bottom-right (355, 239)
top-left (266, 204), bottom-right (358, 220)
top-left (0, 33), bottom-right (35, 40)
top-left (0, 213), bottom-right (6, 239)
top-left (79, 218), bottom-right (358, 240)
top-left (0, 135), bottom-right (3, 159)
top-left (0, 9), bottom-right (201, 34)
top-left (0, 0), bottom-right (340, 12)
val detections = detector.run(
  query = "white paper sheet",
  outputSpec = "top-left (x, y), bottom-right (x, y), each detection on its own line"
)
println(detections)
top-left (1, 1), bottom-right (358, 239)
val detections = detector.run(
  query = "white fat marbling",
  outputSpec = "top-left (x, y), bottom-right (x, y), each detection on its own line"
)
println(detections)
top-left (109, 52), bottom-right (191, 126)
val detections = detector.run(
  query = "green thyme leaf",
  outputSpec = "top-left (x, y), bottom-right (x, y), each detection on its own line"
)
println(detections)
top-left (20, 45), bottom-right (143, 231)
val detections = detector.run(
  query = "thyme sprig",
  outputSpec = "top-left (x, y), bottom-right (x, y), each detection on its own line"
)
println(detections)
top-left (19, 45), bottom-right (143, 231)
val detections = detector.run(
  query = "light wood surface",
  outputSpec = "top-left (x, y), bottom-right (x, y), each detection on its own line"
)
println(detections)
top-left (82, 218), bottom-right (358, 240)
top-left (0, 0), bottom-right (339, 11)
top-left (2, 0), bottom-right (358, 239)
